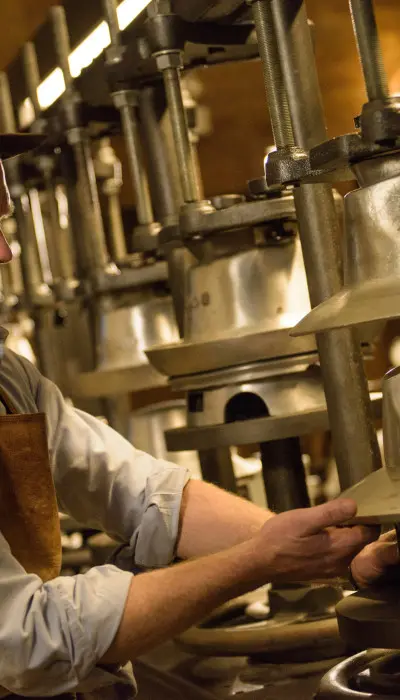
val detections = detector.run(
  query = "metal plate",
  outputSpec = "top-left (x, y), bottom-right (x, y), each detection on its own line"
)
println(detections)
top-left (165, 392), bottom-right (382, 451)
top-left (169, 355), bottom-right (319, 392)
top-left (292, 277), bottom-right (400, 336)
top-left (68, 364), bottom-right (167, 398)
top-left (341, 466), bottom-right (400, 525)
top-left (146, 330), bottom-right (317, 379)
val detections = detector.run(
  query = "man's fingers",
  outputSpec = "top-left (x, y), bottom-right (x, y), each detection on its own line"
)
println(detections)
top-left (380, 529), bottom-right (398, 543)
top-left (298, 499), bottom-right (357, 536)
top-left (378, 541), bottom-right (400, 567)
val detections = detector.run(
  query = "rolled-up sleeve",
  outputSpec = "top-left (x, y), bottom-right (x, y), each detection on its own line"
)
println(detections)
top-left (0, 531), bottom-right (133, 696)
top-left (35, 373), bottom-right (191, 569)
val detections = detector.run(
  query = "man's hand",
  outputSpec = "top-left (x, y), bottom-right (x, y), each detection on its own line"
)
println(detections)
top-left (102, 498), bottom-right (375, 663)
top-left (252, 499), bottom-right (376, 583)
top-left (350, 529), bottom-right (399, 588)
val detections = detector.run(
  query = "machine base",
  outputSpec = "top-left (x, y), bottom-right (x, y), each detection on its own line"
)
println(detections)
top-left (337, 585), bottom-right (400, 650)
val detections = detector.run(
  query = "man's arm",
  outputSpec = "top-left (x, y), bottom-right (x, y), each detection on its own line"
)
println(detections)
top-left (177, 480), bottom-right (273, 558)
top-left (32, 364), bottom-right (274, 565)
top-left (101, 499), bottom-right (372, 662)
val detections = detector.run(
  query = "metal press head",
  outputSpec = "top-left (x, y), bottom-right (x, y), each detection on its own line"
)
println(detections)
top-left (292, 160), bottom-right (400, 337)
top-left (340, 366), bottom-right (400, 525)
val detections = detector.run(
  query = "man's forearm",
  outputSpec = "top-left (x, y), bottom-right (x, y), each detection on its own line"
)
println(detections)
top-left (177, 480), bottom-right (273, 559)
top-left (101, 537), bottom-right (262, 663)
top-left (101, 498), bottom-right (372, 664)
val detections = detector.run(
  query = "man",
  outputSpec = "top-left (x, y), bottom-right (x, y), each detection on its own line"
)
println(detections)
top-left (0, 132), bottom-right (395, 699)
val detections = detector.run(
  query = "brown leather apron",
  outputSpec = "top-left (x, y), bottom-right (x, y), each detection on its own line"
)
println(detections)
top-left (0, 387), bottom-right (72, 698)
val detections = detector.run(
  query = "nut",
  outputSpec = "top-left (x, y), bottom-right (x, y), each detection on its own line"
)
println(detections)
top-left (154, 50), bottom-right (182, 71)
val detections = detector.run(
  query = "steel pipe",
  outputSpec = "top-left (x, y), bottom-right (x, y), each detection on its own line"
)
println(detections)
top-left (260, 437), bottom-right (310, 512)
top-left (269, 0), bottom-right (381, 488)
top-left (50, 6), bottom-right (109, 273)
top-left (250, 0), bottom-right (294, 149)
top-left (118, 95), bottom-right (154, 225)
top-left (162, 65), bottom-right (200, 203)
top-left (348, 0), bottom-right (389, 102)
top-left (139, 86), bottom-right (179, 225)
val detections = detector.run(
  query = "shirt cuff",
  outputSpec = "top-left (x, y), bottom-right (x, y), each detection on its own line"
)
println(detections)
top-left (112, 464), bottom-right (191, 570)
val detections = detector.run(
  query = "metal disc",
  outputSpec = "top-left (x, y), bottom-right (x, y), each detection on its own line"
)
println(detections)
top-left (146, 329), bottom-right (317, 379)
top-left (292, 277), bottom-right (400, 336)
top-left (68, 364), bottom-right (167, 398)
top-left (340, 466), bottom-right (400, 525)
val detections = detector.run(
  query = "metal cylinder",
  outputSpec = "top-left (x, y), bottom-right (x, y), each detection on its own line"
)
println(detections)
top-left (138, 85), bottom-right (190, 336)
top-left (50, 6), bottom-right (73, 90)
top-left (271, 0), bottom-right (326, 147)
top-left (23, 42), bottom-right (41, 115)
top-left (102, 0), bottom-right (121, 46)
top-left (28, 188), bottom-right (53, 286)
top-left (71, 138), bottom-right (110, 270)
top-left (51, 6), bottom-right (109, 274)
top-left (198, 447), bottom-right (237, 494)
top-left (107, 189), bottom-right (127, 261)
top-left (7, 182), bottom-right (44, 297)
top-left (270, 0), bottom-right (381, 488)
top-left (348, 0), bottom-right (389, 102)
top-left (43, 174), bottom-right (73, 281)
top-left (251, 0), bottom-right (294, 149)
top-left (162, 65), bottom-right (200, 203)
top-left (119, 99), bottom-right (154, 225)
top-left (260, 437), bottom-right (310, 513)
top-left (22, 41), bottom-right (74, 284)
top-left (139, 86), bottom-right (179, 225)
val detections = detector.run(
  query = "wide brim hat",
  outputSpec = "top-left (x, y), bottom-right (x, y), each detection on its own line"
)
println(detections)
top-left (0, 133), bottom-right (45, 160)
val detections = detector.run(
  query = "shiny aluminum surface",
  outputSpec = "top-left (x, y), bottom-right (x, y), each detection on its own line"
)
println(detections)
top-left (147, 233), bottom-right (316, 378)
top-left (294, 160), bottom-right (400, 336)
top-left (97, 295), bottom-right (179, 372)
top-left (186, 365), bottom-right (326, 428)
top-left (185, 236), bottom-right (310, 343)
top-left (341, 367), bottom-right (400, 524)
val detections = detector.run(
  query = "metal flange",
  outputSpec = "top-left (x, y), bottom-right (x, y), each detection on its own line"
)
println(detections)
top-left (68, 364), bottom-right (167, 398)
top-left (146, 329), bottom-right (317, 379)
top-left (165, 392), bottom-right (382, 451)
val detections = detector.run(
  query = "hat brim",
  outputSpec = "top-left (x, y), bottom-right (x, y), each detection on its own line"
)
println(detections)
top-left (291, 277), bottom-right (400, 336)
top-left (0, 133), bottom-right (46, 159)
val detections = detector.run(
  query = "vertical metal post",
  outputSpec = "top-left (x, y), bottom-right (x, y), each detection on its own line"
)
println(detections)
top-left (50, 6), bottom-right (109, 274)
top-left (103, 0), bottom-right (155, 229)
top-left (253, 0), bottom-right (381, 488)
top-left (23, 41), bottom-right (74, 284)
top-left (198, 448), bottom-right (238, 494)
top-left (348, 0), bottom-right (389, 102)
top-left (117, 95), bottom-right (154, 225)
top-left (139, 86), bottom-right (179, 226)
top-left (260, 438), bottom-right (310, 512)
top-left (138, 86), bottom-right (192, 337)
top-left (162, 65), bottom-right (200, 203)
top-left (250, 0), bottom-right (294, 148)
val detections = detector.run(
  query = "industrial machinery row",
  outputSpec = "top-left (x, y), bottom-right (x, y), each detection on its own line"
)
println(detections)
top-left (2, 0), bottom-right (400, 698)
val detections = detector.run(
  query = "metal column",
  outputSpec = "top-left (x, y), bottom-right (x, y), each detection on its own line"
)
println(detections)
top-left (254, 0), bottom-right (381, 488)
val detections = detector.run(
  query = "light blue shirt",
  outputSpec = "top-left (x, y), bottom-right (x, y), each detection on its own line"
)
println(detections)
top-left (0, 352), bottom-right (190, 697)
